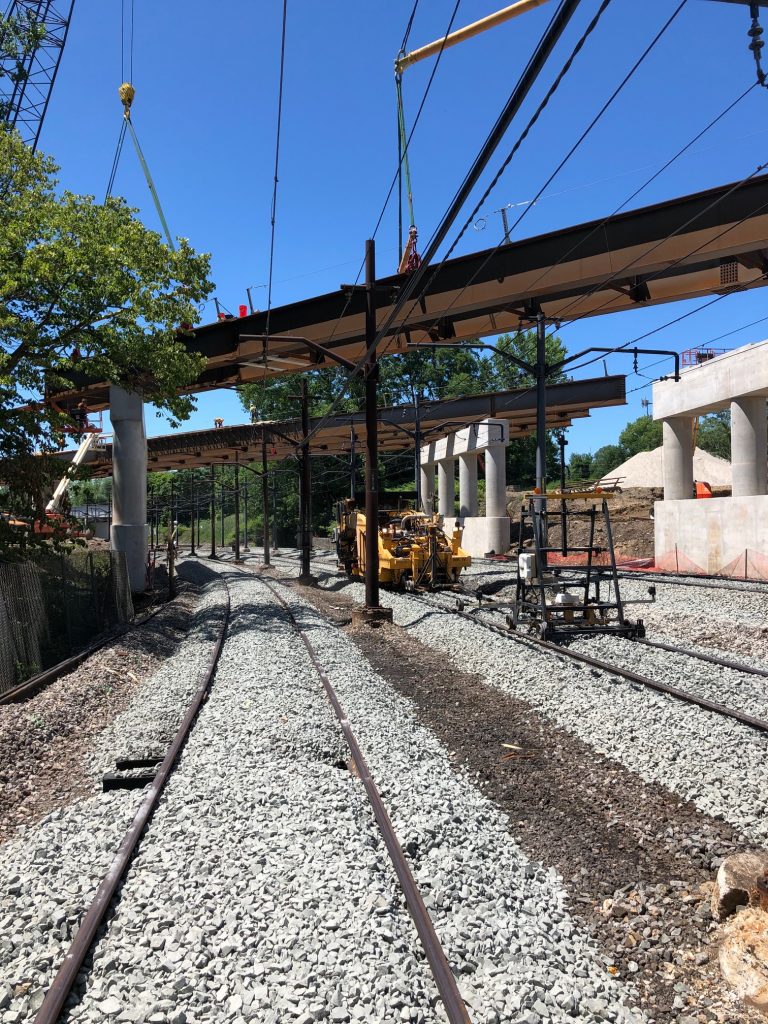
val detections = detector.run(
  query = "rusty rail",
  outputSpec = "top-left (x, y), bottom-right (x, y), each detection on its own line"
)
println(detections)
top-left (257, 576), bottom-right (472, 1024)
top-left (33, 578), bottom-right (231, 1024)
top-left (411, 591), bottom-right (768, 736)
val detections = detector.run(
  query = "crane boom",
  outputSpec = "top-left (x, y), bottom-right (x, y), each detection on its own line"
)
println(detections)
top-left (0, 0), bottom-right (75, 150)
top-left (395, 0), bottom-right (550, 73)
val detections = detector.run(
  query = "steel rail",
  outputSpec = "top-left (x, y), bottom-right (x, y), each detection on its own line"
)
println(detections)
top-left (33, 577), bottom-right (232, 1024)
top-left (257, 575), bottom-right (472, 1024)
top-left (410, 591), bottom-right (768, 736)
top-left (457, 580), bottom-right (768, 680)
top-left (611, 570), bottom-right (768, 593)
top-left (633, 636), bottom-right (768, 680)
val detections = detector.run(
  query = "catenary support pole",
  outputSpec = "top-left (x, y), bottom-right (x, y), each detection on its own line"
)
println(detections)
top-left (243, 481), bottom-right (249, 550)
top-left (220, 476), bottom-right (225, 548)
top-left (357, 239), bottom-right (393, 624)
top-left (365, 240), bottom-right (380, 610)
top-left (300, 379), bottom-right (312, 580)
top-left (262, 432), bottom-right (271, 568)
top-left (414, 392), bottom-right (422, 509)
top-left (190, 476), bottom-right (196, 557)
top-left (350, 425), bottom-right (357, 499)
top-left (210, 464), bottom-right (217, 558)
top-left (234, 455), bottom-right (241, 562)
top-left (535, 312), bottom-right (548, 552)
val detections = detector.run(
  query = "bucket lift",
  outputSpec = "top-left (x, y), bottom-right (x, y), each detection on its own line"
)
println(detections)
top-left (46, 422), bottom-right (106, 514)
top-left (510, 491), bottom-right (653, 641)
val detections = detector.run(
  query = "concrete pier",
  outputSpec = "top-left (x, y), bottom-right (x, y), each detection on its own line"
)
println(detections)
top-left (422, 419), bottom-right (510, 557)
top-left (110, 386), bottom-right (148, 593)
top-left (731, 397), bottom-right (767, 497)
top-left (662, 417), bottom-right (694, 500)
top-left (438, 459), bottom-right (456, 519)
top-left (654, 342), bottom-right (768, 577)
top-left (459, 454), bottom-right (478, 518)
top-left (420, 463), bottom-right (436, 514)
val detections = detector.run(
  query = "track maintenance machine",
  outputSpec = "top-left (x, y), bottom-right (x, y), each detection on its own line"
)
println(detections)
top-left (334, 498), bottom-right (471, 590)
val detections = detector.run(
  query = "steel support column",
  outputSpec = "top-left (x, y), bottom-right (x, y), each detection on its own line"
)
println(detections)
top-left (299, 379), bottom-right (312, 580)
top-left (262, 432), bottom-right (271, 568)
top-left (210, 464), bottom-right (217, 558)
top-left (234, 455), bottom-right (241, 562)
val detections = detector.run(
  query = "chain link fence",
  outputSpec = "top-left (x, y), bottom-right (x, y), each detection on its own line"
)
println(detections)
top-left (0, 550), bottom-right (134, 694)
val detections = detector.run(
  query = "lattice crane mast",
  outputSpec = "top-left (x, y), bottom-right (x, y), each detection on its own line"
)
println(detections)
top-left (0, 0), bottom-right (75, 150)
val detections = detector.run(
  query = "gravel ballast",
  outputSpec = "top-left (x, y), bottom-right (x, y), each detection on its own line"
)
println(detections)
top-left (60, 564), bottom-right (644, 1024)
top-left (0, 567), bottom-right (229, 1024)
top-left (326, 577), bottom-right (768, 849)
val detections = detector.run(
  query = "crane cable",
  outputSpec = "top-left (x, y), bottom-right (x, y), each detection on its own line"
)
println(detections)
top-left (117, 83), bottom-right (176, 250)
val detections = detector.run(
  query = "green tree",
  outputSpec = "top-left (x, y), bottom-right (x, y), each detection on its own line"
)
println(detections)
top-left (590, 444), bottom-right (625, 481)
top-left (0, 129), bottom-right (213, 545)
top-left (0, 12), bottom-right (46, 124)
top-left (697, 410), bottom-right (730, 460)
top-left (568, 452), bottom-right (594, 480)
top-left (618, 415), bottom-right (662, 457)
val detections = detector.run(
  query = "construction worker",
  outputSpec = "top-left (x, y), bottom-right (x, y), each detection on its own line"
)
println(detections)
top-left (250, 405), bottom-right (259, 424)
top-left (214, 417), bottom-right (224, 429)
top-left (76, 399), bottom-right (89, 435)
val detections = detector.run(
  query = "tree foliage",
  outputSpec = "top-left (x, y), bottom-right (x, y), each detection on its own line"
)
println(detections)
top-left (697, 410), bottom-right (730, 460)
top-left (236, 329), bottom-right (570, 528)
top-left (0, 129), bottom-right (213, 537)
top-left (618, 415), bottom-right (662, 458)
top-left (0, 11), bottom-right (46, 125)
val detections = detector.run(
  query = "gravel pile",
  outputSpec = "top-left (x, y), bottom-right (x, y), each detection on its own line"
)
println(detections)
top-left (334, 582), bottom-right (768, 850)
top-left (0, 565), bottom-right (228, 1024)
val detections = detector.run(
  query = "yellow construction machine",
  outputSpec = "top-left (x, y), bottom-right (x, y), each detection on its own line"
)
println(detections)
top-left (334, 499), bottom-right (471, 590)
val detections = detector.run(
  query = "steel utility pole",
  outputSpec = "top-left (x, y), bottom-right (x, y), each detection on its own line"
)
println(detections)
top-left (358, 239), bottom-right (392, 624)
top-left (190, 475), bottom-right (196, 557)
top-left (210, 464), bottom-right (216, 558)
top-left (234, 455), bottom-right (241, 563)
top-left (414, 391), bottom-right (422, 509)
top-left (299, 379), bottom-right (312, 581)
top-left (262, 432), bottom-right (271, 568)
top-left (349, 424), bottom-right (357, 499)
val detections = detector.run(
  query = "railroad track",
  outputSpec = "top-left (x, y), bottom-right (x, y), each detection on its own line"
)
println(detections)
top-left (31, 566), bottom-right (473, 1024)
top-left (406, 589), bottom-right (768, 736)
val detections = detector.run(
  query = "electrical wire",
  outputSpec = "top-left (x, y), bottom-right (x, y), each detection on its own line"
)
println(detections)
top-left (297, 0), bottom-right (583, 449)
top-left (393, 0), bottom-right (687, 354)
top-left (264, 0), bottom-right (288, 347)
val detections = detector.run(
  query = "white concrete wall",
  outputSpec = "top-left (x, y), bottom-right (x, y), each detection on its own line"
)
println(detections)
top-left (654, 496), bottom-right (768, 577)
top-left (421, 419), bottom-right (509, 465)
top-left (654, 340), bottom-right (768, 419)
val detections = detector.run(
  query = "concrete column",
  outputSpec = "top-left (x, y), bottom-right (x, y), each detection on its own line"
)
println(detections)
top-left (110, 386), bottom-right (148, 593)
top-left (420, 463), bottom-right (436, 514)
top-left (731, 397), bottom-right (767, 497)
top-left (485, 445), bottom-right (507, 518)
top-left (458, 453), bottom-right (478, 519)
top-left (662, 417), bottom-right (694, 500)
top-left (438, 458), bottom-right (455, 520)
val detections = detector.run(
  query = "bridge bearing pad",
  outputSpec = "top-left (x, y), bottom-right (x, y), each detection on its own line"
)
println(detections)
top-left (352, 606), bottom-right (394, 627)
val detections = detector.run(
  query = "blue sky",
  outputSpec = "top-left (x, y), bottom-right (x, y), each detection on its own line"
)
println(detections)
top-left (38, 0), bottom-right (768, 456)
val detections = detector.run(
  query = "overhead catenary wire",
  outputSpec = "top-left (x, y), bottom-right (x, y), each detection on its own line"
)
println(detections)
top-left (299, 0), bottom-right (584, 450)
top-left (264, 0), bottom-right (288, 348)
top-left (393, 0), bottom-right (687, 355)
